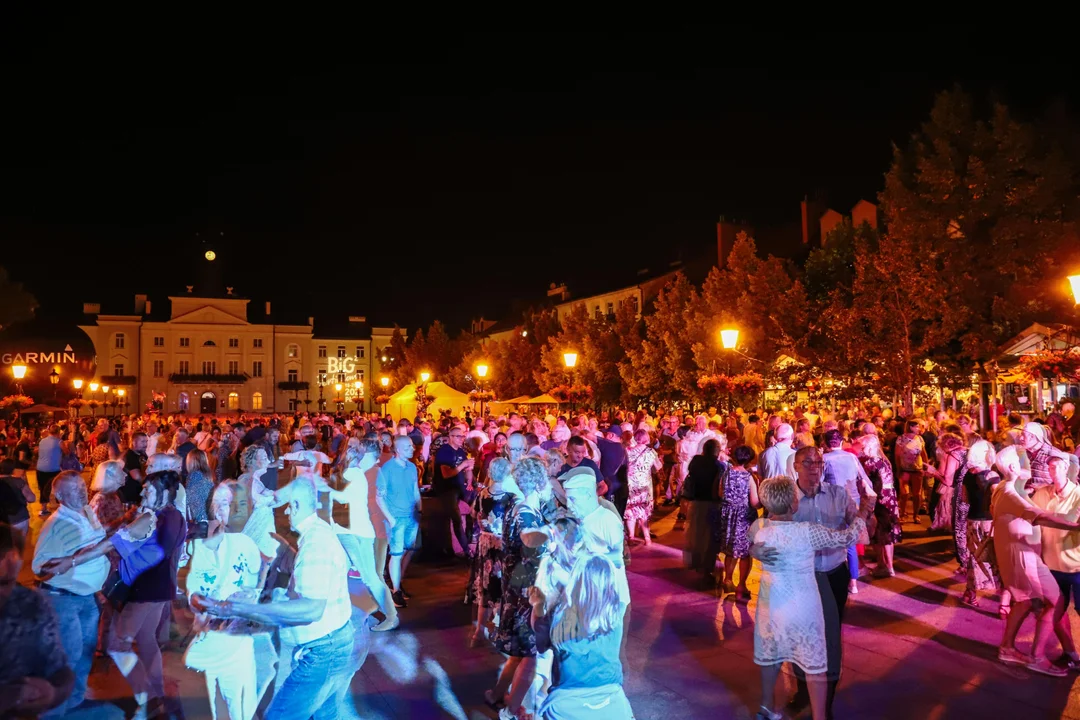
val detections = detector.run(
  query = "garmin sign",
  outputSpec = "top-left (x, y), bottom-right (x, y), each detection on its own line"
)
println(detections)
top-left (2, 347), bottom-right (80, 365)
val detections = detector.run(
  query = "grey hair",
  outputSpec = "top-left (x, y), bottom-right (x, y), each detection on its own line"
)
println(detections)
top-left (513, 457), bottom-right (549, 495)
top-left (759, 476), bottom-right (798, 516)
top-left (489, 457), bottom-right (512, 484)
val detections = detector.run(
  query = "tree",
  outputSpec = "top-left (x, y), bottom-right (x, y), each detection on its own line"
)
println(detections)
top-left (381, 326), bottom-right (409, 386)
top-left (535, 303), bottom-right (626, 409)
top-left (623, 272), bottom-right (701, 405)
top-left (0, 266), bottom-right (38, 332)
top-left (881, 88), bottom-right (1080, 373)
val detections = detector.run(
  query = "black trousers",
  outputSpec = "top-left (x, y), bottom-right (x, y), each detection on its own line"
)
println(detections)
top-left (37, 470), bottom-right (60, 508)
top-left (793, 563), bottom-right (850, 716)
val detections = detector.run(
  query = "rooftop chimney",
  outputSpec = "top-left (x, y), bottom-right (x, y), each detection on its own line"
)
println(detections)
top-left (83, 303), bottom-right (100, 315)
top-left (265, 301), bottom-right (271, 316)
top-left (308, 316), bottom-right (314, 326)
top-left (134, 294), bottom-right (147, 314)
top-left (145, 300), bottom-right (152, 315)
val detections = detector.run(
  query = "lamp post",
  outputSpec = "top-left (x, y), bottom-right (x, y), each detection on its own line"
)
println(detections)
top-left (73, 379), bottom-right (83, 417)
top-left (335, 382), bottom-right (344, 413)
top-left (380, 376), bottom-right (390, 415)
top-left (10, 364), bottom-right (27, 426)
top-left (720, 328), bottom-right (739, 413)
top-left (1068, 274), bottom-right (1080, 305)
top-left (49, 368), bottom-right (60, 404)
top-left (476, 363), bottom-right (490, 418)
top-left (417, 372), bottom-right (432, 418)
top-left (89, 382), bottom-right (99, 418)
top-left (354, 379), bottom-right (364, 413)
top-left (562, 351), bottom-right (578, 412)
top-left (102, 386), bottom-right (110, 417)
top-left (118, 388), bottom-right (125, 414)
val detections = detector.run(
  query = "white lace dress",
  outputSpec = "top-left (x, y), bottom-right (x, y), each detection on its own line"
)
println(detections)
top-left (749, 517), bottom-right (865, 674)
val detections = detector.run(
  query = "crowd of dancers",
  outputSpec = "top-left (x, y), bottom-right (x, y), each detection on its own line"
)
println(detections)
top-left (2, 398), bottom-right (1080, 719)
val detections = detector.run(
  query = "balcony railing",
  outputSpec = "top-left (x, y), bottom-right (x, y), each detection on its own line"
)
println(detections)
top-left (168, 373), bottom-right (250, 384)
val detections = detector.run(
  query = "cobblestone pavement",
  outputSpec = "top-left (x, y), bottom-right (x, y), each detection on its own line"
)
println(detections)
top-left (16, 471), bottom-right (1080, 719)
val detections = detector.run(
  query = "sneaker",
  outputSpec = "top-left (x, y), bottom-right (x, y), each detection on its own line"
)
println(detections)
top-left (848, 580), bottom-right (858, 595)
top-left (998, 646), bottom-right (1033, 667)
top-left (1027, 657), bottom-right (1068, 677)
top-left (755, 707), bottom-right (783, 720)
top-left (1053, 654), bottom-right (1080, 672)
top-left (392, 590), bottom-right (408, 609)
top-left (371, 616), bottom-right (400, 632)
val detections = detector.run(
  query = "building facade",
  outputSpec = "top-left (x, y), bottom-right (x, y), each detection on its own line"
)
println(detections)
top-left (79, 291), bottom-right (400, 415)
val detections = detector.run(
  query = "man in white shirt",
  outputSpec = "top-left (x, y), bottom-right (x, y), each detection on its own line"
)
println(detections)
top-left (32, 471), bottom-right (109, 716)
top-left (206, 478), bottom-right (358, 720)
top-left (323, 439), bottom-right (399, 631)
top-left (758, 423), bottom-right (796, 479)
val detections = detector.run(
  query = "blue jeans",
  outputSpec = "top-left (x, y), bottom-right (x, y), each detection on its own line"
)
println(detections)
top-left (266, 621), bottom-right (356, 720)
top-left (847, 543), bottom-right (859, 582)
top-left (1051, 569), bottom-right (1080, 612)
top-left (41, 588), bottom-right (99, 716)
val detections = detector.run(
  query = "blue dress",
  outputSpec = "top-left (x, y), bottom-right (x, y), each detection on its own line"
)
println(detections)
top-left (715, 468), bottom-right (756, 558)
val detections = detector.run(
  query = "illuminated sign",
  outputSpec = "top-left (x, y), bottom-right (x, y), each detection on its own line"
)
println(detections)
top-left (326, 357), bottom-right (364, 399)
top-left (327, 357), bottom-right (356, 374)
top-left (2, 349), bottom-right (79, 365)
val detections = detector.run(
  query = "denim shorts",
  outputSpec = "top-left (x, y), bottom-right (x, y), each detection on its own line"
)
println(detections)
top-left (387, 516), bottom-right (419, 556)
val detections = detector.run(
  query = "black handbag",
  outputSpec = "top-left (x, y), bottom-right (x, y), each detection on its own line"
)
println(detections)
top-left (102, 567), bottom-right (130, 609)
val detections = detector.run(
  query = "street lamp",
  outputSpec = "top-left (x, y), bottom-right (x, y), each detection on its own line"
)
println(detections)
top-left (379, 375), bottom-right (390, 415)
top-left (335, 382), bottom-right (344, 413)
top-left (10, 364), bottom-right (27, 425)
top-left (73, 378), bottom-right (83, 393)
top-left (354, 379), bottom-right (364, 412)
top-left (475, 363), bottom-right (490, 417)
top-left (720, 328), bottom-right (740, 412)
top-left (1069, 274), bottom-right (1080, 304)
top-left (49, 367), bottom-right (60, 404)
top-left (420, 371), bottom-right (431, 384)
top-left (562, 352), bottom-right (578, 369)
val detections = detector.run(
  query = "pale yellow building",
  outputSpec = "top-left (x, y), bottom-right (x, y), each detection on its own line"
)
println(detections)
top-left (79, 290), bottom-right (400, 415)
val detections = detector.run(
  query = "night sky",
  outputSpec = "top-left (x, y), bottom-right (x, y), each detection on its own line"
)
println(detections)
top-left (1, 15), bottom-right (1076, 331)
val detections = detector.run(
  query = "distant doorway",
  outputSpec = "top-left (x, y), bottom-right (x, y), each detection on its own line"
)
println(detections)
top-left (200, 391), bottom-right (216, 414)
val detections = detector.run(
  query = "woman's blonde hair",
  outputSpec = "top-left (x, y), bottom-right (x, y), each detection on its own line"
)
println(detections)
top-left (542, 448), bottom-right (565, 478)
top-left (186, 448), bottom-right (211, 477)
top-left (513, 457), bottom-right (549, 495)
top-left (759, 476), bottom-right (797, 516)
top-left (91, 460), bottom-right (126, 493)
top-left (858, 433), bottom-right (882, 459)
top-left (551, 553), bottom-right (622, 645)
top-left (967, 439), bottom-right (996, 472)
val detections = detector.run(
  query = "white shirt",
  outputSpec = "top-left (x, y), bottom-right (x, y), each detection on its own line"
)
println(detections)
top-left (334, 468), bottom-right (376, 539)
top-left (580, 505), bottom-right (631, 607)
top-left (284, 514), bottom-right (352, 645)
top-left (147, 432), bottom-right (163, 454)
top-left (32, 504), bottom-right (109, 596)
top-left (186, 532), bottom-right (262, 600)
top-left (759, 443), bottom-right (796, 480)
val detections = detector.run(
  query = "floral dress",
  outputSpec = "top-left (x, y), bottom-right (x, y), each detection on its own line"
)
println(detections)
top-left (861, 455), bottom-right (901, 545)
top-left (624, 445), bottom-right (657, 524)
top-left (715, 467), bottom-right (756, 558)
top-left (466, 489), bottom-right (516, 608)
top-left (494, 501), bottom-right (546, 657)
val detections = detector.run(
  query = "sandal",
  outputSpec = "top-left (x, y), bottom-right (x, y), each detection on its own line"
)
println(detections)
top-left (999, 601), bottom-right (1012, 618)
top-left (961, 593), bottom-right (980, 609)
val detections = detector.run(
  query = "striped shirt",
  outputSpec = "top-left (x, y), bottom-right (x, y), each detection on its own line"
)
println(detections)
top-left (284, 513), bottom-right (351, 645)
top-left (32, 504), bottom-right (109, 595)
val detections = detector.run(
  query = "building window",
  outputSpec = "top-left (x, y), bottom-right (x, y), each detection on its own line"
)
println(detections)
top-left (179, 337), bottom-right (190, 348)
top-left (355, 346), bottom-right (362, 358)
top-left (178, 360), bottom-right (190, 374)
top-left (228, 392), bottom-right (239, 410)
top-left (229, 337), bottom-right (239, 348)
top-left (153, 336), bottom-right (164, 347)
top-left (318, 345), bottom-right (327, 358)
top-left (594, 305), bottom-right (602, 319)
top-left (289, 398), bottom-right (299, 411)
top-left (202, 361), bottom-right (217, 374)
top-left (252, 361), bottom-right (263, 378)
top-left (178, 392), bottom-right (189, 412)
top-left (337, 372), bottom-right (345, 382)
top-left (153, 360), bottom-right (164, 378)
top-left (287, 369), bottom-right (298, 383)
top-left (252, 392), bottom-right (263, 410)
top-left (203, 340), bottom-right (216, 347)
top-left (114, 363), bottom-right (124, 376)
top-left (337, 346), bottom-right (346, 358)
top-left (114, 333), bottom-right (125, 349)
top-left (287, 344), bottom-right (299, 359)
top-left (606, 302), bottom-right (614, 315)
top-left (318, 370), bottom-right (327, 384)
top-left (357, 369), bottom-right (365, 380)
top-left (228, 360), bottom-right (239, 375)
top-left (253, 338), bottom-right (263, 349)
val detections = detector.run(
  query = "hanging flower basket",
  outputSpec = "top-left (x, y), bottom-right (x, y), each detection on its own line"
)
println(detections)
top-left (731, 371), bottom-right (766, 397)
top-left (468, 390), bottom-right (495, 403)
top-left (1017, 349), bottom-right (1080, 383)
top-left (67, 399), bottom-right (85, 409)
top-left (549, 384), bottom-right (594, 404)
top-left (697, 374), bottom-right (733, 395)
top-left (374, 394), bottom-right (391, 405)
top-left (87, 400), bottom-right (101, 410)
top-left (0, 394), bottom-right (34, 410)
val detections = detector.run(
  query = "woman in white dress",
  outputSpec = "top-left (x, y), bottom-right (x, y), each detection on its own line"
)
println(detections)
top-left (749, 476), bottom-right (874, 720)
top-left (238, 445), bottom-right (280, 560)
top-left (186, 484), bottom-right (275, 719)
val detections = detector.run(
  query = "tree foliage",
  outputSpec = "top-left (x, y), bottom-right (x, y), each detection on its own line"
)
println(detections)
top-left (0, 266), bottom-right (38, 332)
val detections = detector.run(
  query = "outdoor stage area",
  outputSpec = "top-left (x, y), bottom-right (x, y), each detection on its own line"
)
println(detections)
top-left (17, 472), bottom-right (1080, 720)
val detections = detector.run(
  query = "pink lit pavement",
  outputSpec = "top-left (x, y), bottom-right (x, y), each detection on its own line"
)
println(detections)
top-left (17, 470), bottom-right (1080, 719)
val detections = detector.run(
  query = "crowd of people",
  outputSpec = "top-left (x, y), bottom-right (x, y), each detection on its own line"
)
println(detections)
top-left (0, 396), bottom-right (1079, 718)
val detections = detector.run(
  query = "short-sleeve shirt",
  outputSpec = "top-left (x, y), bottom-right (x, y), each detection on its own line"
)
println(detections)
top-left (1030, 482), bottom-right (1080, 573)
top-left (0, 585), bottom-right (69, 685)
top-left (285, 514), bottom-right (352, 645)
top-left (377, 459), bottom-right (420, 519)
top-left (338, 468), bottom-right (376, 539)
top-left (433, 444), bottom-right (468, 495)
top-left (558, 458), bottom-right (601, 484)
